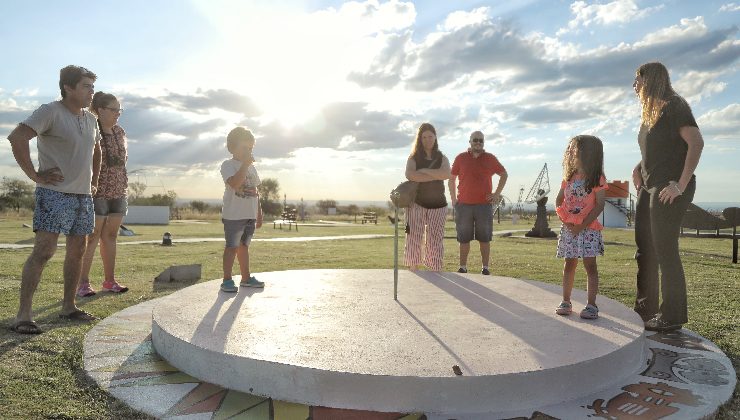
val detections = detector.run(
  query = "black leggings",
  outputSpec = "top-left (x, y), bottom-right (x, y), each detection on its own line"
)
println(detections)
top-left (634, 176), bottom-right (695, 324)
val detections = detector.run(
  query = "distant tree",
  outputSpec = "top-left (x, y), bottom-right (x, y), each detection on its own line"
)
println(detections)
top-left (346, 204), bottom-right (359, 216)
top-left (316, 199), bottom-right (337, 215)
top-left (131, 190), bottom-right (178, 209)
top-left (257, 178), bottom-right (282, 216)
top-left (0, 177), bottom-right (34, 211)
top-left (164, 190), bottom-right (178, 209)
top-left (128, 182), bottom-right (147, 200)
top-left (190, 200), bottom-right (209, 214)
top-left (258, 178), bottom-right (280, 203)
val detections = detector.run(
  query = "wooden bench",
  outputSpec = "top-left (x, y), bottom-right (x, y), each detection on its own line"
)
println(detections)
top-left (273, 208), bottom-right (299, 231)
top-left (361, 211), bottom-right (377, 225)
top-left (681, 205), bottom-right (740, 263)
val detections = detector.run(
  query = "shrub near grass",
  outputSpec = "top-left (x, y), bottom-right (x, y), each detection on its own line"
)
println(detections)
top-left (0, 222), bottom-right (738, 418)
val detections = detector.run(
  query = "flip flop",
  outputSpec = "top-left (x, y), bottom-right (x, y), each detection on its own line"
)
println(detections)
top-left (59, 309), bottom-right (98, 321)
top-left (9, 320), bottom-right (43, 335)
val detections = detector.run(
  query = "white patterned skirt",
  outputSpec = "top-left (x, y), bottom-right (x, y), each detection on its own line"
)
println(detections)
top-left (556, 226), bottom-right (604, 259)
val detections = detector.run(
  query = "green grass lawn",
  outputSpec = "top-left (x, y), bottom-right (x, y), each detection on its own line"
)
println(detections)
top-left (0, 215), bottom-right (738, 418)
top-left (0, 216), bottom-right (395, 244)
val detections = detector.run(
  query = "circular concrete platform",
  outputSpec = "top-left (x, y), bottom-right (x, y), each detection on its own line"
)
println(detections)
top-left (151, 269), bottom-right (648, 414)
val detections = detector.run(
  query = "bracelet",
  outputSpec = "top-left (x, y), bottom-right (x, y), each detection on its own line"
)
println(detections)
top-left (672, 183), bottom-right (682, 195)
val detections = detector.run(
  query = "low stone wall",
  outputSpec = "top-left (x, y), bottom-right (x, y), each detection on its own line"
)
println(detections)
top-left (124, 205), bottom-right (170, 225)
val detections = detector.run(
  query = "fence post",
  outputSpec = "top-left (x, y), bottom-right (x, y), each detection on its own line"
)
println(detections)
top-left (723, 207), bottom-right (739, 264)
top-left (394, 206), bottom-right (399, 300)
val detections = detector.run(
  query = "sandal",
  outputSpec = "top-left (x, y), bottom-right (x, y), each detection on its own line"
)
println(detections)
top-left (9, 320), bottom-right (43, 335)
top-left (580, 304), bottom-right (599, 320)
top-left (59, 309), bottom-right (98, 321)
top-left (555, 301), bottom-right (572, 316)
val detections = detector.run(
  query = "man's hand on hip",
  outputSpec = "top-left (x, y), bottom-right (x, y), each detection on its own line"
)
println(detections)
top-left (34, 167), bottom-right (64, 185)
top-left (487, 192), bottom-right (501, 205)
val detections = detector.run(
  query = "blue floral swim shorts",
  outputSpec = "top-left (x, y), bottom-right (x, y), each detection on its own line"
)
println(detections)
top-left (33, 187), bottom-right (94, 235)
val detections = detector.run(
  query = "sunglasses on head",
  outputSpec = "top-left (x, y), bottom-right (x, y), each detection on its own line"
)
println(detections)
top-left (471, 138), bottom-right (484, 143)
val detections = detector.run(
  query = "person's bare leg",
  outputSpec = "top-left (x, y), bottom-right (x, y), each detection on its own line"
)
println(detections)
top-left (80, 216), bottom-right (104, 284)
top-left (480, 241), bottom-right (490, 268)
top-left (99, 214), bottom-right (123, 281)
top-left (459, 242), bottom-right (470, 267)
top-left (62, 235), bottom-right (87, 314)
top-left (236, 244), bottom-right (250, 281)
top-left (223, 247), bottom-right (237, 279)
top-left (583, 257), bottom-right (599, 306)
top-left (15, 231), bottom-right (59, 324)
top-left (562, 258), bottom-right (578, 302)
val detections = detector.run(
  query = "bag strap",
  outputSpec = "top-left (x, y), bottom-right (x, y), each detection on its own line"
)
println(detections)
top-left (432, 155), bottom-right (441, 168)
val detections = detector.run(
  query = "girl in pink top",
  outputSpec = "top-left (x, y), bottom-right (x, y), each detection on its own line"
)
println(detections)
top-left (554, 135), bottom-right (608, 320)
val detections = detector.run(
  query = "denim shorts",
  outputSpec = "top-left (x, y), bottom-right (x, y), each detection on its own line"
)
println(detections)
top-left (93, 197), bottom-right (128, 216)
top-left (223, 219), bottom-right (256, 248)
top-left (33, 187), bottom-right (94, 235)
top-left (454, 203), bottom-right (493, 243)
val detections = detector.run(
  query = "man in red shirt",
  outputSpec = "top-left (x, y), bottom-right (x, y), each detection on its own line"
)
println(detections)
top-left (448, 131), bottom-right (508, 275)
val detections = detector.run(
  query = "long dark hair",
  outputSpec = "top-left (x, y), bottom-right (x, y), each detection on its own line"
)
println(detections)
top-left (90, 91), bottom-right (125, 166)
top-left (409, 122), bottom-right (440, 160)
top-left (563, 135), bottom-right (604, 191)
top-left (637, 62), bottom-right (678, 128)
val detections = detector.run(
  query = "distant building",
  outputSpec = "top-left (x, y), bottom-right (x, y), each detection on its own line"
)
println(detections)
top-left (124, 205), bottom-right (170, 225)
top-left (600, 180), bottom-right (630, 228)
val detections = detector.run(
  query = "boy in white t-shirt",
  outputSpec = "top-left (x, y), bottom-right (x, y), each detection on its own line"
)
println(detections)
top-left (219, 127), bottom-right (264, 292)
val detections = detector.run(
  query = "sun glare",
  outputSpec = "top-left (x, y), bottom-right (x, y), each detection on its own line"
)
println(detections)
top-left (194, 1), bottom-right (375, 128)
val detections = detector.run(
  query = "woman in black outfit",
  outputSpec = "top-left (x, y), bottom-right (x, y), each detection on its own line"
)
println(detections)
top-left (632, 62), bottom-right (704, 332)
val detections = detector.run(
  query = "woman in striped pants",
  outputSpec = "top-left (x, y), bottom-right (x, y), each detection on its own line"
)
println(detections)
top-left (404, 123), bottom-right (451, 271)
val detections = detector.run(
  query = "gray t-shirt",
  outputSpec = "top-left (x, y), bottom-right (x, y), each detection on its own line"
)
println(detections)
top-left (22, 101), bottom-right (101, 194)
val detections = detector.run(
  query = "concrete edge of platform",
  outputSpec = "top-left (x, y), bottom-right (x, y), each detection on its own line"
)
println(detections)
top-left (84, 275), bottom-right (737, 420)
top-left (151, 315), bottom-right (650, 414)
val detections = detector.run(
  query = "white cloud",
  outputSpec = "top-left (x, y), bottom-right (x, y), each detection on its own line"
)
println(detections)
top-left (338, 135), bottom-right (357, 149)
top-left (507, 153), bottom-right (547, 161)
top-left (511, 137), bottom-right (547, 147)
top-left (154, 133), bottom-right (188, 141)
top-left (11, 88), bottom-right (39, 97)
top-left (674, 70), bottom-right (727, 102)
top-left (558, 0), bottom-right (663, 35)
top-left (719, 3), bottom-right (740, 12)
top-left (697, 103), bottom-right (740, 141)
top-left (351, 4), bottom-right (738, 107)
top-left (532, 33), bottom-right (581, 60)
top-left (635, 16), bottom-right (708, 47)
top-left (325, 0), bottom-right (417, 35)
top-left (0, 97), bottom-right (20, 111)
top-left (440, 7), bottom-right (489, 31)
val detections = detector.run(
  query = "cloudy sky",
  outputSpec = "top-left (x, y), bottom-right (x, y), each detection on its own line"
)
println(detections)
top-left (1, 0), bottom-right (738, 203)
